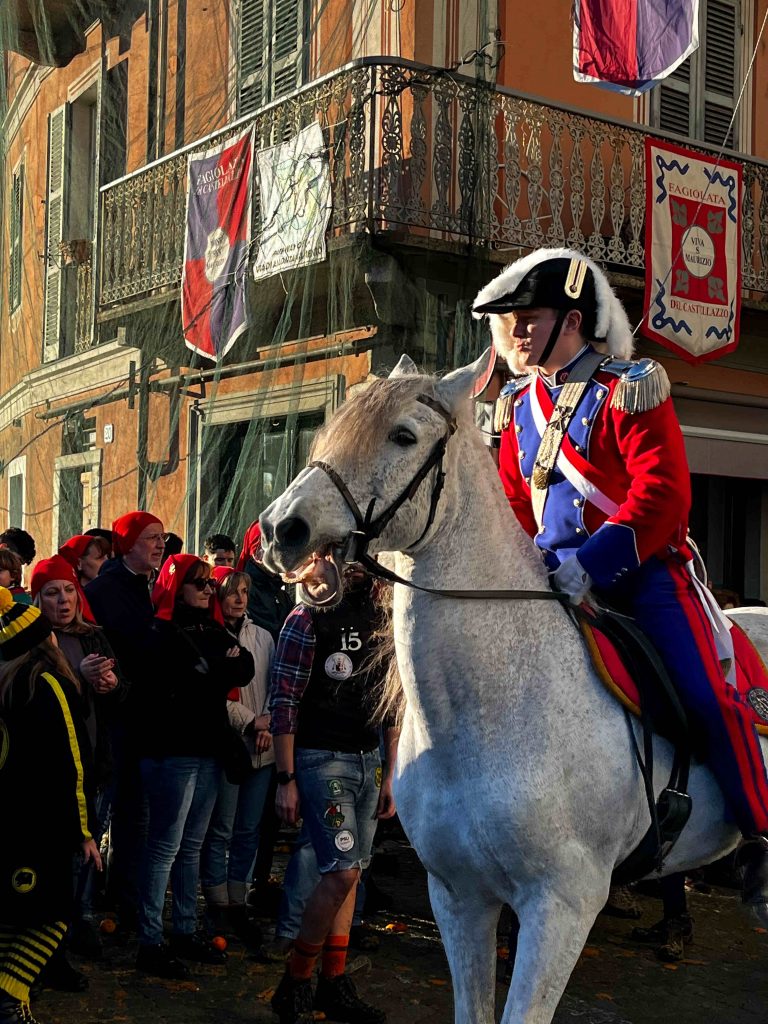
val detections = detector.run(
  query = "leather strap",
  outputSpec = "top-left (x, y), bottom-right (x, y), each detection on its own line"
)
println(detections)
top-left (530, 350), bottom-right (605, 529)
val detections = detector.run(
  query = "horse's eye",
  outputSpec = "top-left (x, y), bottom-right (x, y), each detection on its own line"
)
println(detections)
top-left (389, 427), bottom-right (417, 447)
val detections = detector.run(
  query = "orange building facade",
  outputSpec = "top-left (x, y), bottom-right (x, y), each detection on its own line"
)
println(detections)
top-left (1, 0), bottom-right (767, 599)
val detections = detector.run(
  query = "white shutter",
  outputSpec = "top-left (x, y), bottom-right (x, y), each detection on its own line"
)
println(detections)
top-left (239, 0), bottom-right (266, 114)
top-left (271, 0), bottom-right (303, 99)
top-left (9, 166), bottom-right (23, 313)
top-left (702, 0), bottom-right (739, 148)
top-left (43, 104), bottom-right (68, 363)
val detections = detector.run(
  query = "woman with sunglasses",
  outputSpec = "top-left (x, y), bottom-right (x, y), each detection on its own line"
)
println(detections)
top-left (133, 555), bottom-right (254, 979)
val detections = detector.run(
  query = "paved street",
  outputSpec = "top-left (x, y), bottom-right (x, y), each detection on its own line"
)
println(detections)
top-left (36, 840), bottom-right (768, 1024)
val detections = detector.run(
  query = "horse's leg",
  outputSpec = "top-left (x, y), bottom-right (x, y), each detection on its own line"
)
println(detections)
top-left (501, 886), bottom-right (606, 1024)
top-left (428, 873), bottom-right (500, 1024)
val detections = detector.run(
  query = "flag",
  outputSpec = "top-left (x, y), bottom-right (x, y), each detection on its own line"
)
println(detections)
top-left (253, 122), bottom-right (332, 281)
top-left (573, 0), bottom-right (699, 95)
top-left (643, 137), bottom-right (742, 364)
top-left (181, 126), bottom-right (254, 361)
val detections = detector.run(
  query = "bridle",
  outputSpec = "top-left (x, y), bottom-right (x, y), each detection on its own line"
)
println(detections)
top-left (308, 392), bottom-right (566, 603)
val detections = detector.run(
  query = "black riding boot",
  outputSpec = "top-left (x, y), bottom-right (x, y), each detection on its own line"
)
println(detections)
top-left (741, 835), bottom-right (768, 926)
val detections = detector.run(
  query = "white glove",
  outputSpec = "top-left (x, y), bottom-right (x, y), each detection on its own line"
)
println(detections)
top-left (553, 555), bottom-right (592, 605)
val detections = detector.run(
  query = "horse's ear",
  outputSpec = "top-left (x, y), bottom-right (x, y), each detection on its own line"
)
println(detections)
top-left (434, 348), bottom-right (492, 411)
top-left (389, 354), bottom-right (419, 378)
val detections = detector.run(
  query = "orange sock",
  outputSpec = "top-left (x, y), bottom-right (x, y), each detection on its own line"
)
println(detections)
top-left (321, 934), bottom-right (349, 979)
top-left (288, 937), bottom-right (323, 981)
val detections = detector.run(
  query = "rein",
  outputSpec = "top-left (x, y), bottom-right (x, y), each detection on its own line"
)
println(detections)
top-left (308, 391), bottom-right (568, 605)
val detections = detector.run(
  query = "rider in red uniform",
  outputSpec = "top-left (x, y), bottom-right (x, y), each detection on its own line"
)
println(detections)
top-left (473, 247), bottom-right (768, 923)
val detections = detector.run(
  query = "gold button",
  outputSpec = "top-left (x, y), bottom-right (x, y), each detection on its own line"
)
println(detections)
top-left (518, 450), bottom-right (525, 460)
top-left (595, 389), bottom-right (605, 400)
top-left (515, 423), bottom-right (523, 434)
top-left (573, 498), bottom-right (584, 507)
top-left (514, 399), bottom-right (523, 407)
top-left (581, 417), bottom-right (591, 427)
top-left (575, 527), bottom-right (584, 535)
top-left (573, 443), bottom-right (581, 452)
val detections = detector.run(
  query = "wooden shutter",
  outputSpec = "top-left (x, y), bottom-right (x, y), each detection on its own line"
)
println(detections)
top-left (43, 104), bottom-right (68, 363)
top-left (702, 0), bottom-right (739, 148)
top-left (271, 0), bottom-right (303, 99)
top-left (9, 165), bottom-right (23, 313)
top-left (239, 0), bottom-right (266, 115)
top-left (656, 59), bottom-right (693, 137)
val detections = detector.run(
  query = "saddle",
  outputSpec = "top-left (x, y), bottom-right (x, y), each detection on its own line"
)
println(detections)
top-left (576, 607), bottom-right (768, 884)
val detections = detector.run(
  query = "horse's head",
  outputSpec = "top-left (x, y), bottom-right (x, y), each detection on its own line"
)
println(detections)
top-left (260, 350), bottom-right (490, 607)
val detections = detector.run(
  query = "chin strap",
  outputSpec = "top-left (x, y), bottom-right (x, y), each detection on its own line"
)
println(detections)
top-left (537, 309), bottom-right (567, 369)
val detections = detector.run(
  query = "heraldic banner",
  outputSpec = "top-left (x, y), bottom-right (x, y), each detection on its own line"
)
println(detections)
top-left (253, 122), bottom-right (332, 281)
top-left (181, 125), bottom-right (254, 361)
top-left (643, 138), bottom-right (742, 364)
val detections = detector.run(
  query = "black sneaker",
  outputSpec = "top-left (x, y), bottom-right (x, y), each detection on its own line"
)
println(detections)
top-left (0, 994), bottom-right (26, 1024)
top-left (136, 943), bottom-right (190, 979)
top-left (38, 949), bottom-right (88, 992)
top-left (631, 913), bottom-right (694, 945)
top-left (69, 918), bottom-right (103, 960)
top-left (314, 973), bottom-right (387, 1024)
top-left (270, 972), bottom-right (315, 1024)
top-left (226, 904), bottom-right (263, 949)
top-left (169, 931), bottom-right (227, 964)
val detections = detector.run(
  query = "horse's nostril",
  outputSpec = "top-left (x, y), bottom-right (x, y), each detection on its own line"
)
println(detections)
top-left (275, 515), bottom-right (310, 550)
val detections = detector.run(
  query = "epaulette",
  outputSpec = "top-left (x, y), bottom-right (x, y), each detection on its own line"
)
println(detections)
top-left (600, 357), bottom-right (671, 414)
top-left (495, 374), bottom-right (532, 433)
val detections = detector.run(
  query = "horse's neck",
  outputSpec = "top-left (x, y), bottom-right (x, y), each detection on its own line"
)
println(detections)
top-left (391, 425), bottom-right (573, 737)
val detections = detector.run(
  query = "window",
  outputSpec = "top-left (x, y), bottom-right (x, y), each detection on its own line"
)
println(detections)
top-left (7, 458), bottom-right (25, 530)
top-left (52, 450), bottom-right (102, 548)
top-left (238, 0), bottom-right (306, 116)
top-left (9, 164), bottom-right (23, 313)
top-left (650, 0), bottom-right (742, 149)
top-left (197, 410), bottom-right (323, 545)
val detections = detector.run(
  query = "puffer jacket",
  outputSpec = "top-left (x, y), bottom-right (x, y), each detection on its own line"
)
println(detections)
top-left (224, 616), bottom-right (275, 768)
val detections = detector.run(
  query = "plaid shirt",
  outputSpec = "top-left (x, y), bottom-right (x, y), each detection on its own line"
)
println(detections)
top-left (269, 604), bottom-right (316, 736)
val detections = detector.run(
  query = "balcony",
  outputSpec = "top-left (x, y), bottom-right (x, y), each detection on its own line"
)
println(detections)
top-left (98, 57), bottom-right (768, 317)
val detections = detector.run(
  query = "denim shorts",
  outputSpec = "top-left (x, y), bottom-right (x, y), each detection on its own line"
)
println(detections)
top-left (294, 747), bottom-right (381, 873)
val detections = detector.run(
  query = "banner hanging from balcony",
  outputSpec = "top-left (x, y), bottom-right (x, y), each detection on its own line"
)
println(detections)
top-left (181, 125), bottom-right (254, 361)
top-left (253, 122), bottom-right (332, 281)
top-left (573, 0), bottom-right (699, 94)
top-left (643, 138), bottom-right (741, 364)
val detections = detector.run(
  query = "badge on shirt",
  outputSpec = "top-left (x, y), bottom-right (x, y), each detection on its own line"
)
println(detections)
top-left (325, 652), bottom-right (353, 681)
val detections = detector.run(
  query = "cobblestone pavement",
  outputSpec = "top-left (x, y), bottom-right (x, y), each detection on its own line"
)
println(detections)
top-left (36, 840), bottom-right (768, 1024)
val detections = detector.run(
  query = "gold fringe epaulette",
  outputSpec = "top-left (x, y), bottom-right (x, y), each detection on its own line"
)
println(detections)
top-left (609, 358), bottom-right (671, 414)
top-left (493, 394), bottom-right (513, 433)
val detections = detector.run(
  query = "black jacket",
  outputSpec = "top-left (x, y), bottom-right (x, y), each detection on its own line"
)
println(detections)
top-left (85, 558), bottom-right (156, 686)
top-left (133, 606), bottom-right (255, 759)
top-left (245, 559), bottom-right (294, 644)
top-left (0, 667), bottom-right (94, 923)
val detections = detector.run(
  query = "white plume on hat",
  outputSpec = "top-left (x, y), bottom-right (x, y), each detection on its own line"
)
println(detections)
top-left (472, 247), bottom-right (635, 373)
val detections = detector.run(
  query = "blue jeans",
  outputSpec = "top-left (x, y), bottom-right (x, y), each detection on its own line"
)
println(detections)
top-left (75, 783), bottom-right (115, 920)
top-left (294, 748), bottom-right (381, 873)
top-left (137, 757), bottom-right (222, 945)
top-left (200, 765), bottom-right (274, 888)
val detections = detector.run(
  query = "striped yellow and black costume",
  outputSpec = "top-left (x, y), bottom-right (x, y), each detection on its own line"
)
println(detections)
top-left (0, 588), bottom-right (94, 1016)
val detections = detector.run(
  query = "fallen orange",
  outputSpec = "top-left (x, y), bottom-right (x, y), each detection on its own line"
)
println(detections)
top-left (99, 918), bottom-right (117, 934)
top-left (212, 936), bottom-right (228, 951)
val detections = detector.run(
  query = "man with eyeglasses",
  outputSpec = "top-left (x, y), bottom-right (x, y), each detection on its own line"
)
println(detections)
top-left (86, 511), bottom-right (166, 929)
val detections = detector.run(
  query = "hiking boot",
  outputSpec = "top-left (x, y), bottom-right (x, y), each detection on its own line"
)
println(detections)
top-left (135, 942), bottom-right (190, 979)
top-left (602, 885), bottom-right (642, 919)
top-left (0, 998), bottom-right (42, 1024)
top-left (314, 973), bottom-right (387, 1024)
top-left (226, 904), bottom-right (263, 949)
top-left (169, 931), bottom-right (227, 964)
top-left (270, 972), bottom-right (315, 1024)
top-left (740, 835), bottom-right (768, 926)
top-left (264, 936), bottom-right (294, 963)
top-left (631, 913), bottom-right (694, 946)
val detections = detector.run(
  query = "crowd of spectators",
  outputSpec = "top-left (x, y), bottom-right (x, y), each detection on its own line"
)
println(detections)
top-left (0, 514), bottom-right (395, 1024)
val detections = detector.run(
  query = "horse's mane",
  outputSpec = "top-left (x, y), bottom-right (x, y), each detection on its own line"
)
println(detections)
top-left (310, 374), bottom-right (439, 470)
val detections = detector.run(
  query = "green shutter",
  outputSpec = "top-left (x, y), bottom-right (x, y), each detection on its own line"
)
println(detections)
top-left (702, 0), bottom-right (739, 148)
top-left (43, 105), bottom-right (68, 363)
top-left (9, 166), bottom-right (23, 313)
top-left (271, 0), bottom-right (303, 99)
top-left (239, 0), bottom-right (266, 114)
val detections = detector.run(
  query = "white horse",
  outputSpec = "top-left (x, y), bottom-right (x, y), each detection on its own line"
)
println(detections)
top-left (260, 352), bottom-right (768, 1024)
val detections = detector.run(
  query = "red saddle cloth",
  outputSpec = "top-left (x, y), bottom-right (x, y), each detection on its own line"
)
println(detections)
top-left (580, 617), bottom-right (768, 736)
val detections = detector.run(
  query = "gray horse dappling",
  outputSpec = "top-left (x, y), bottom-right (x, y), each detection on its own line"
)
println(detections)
top-left (260, 351), bottom-right (768, 1024)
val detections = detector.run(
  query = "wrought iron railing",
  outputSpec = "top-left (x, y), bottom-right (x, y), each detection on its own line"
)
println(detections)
top-left (98, 58), bottom-right (768, 311)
